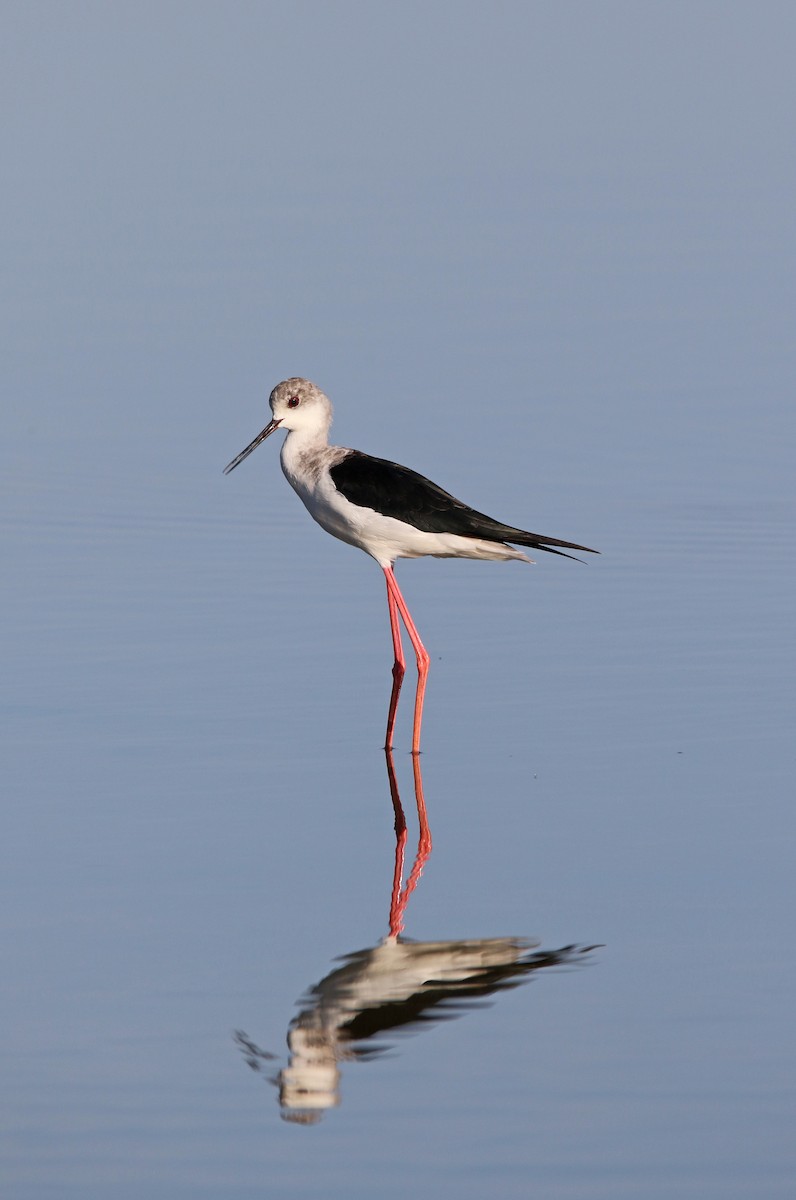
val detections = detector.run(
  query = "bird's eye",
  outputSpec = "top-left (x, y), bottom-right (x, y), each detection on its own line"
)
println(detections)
top-left (287, 395), bottom-right (300, 409)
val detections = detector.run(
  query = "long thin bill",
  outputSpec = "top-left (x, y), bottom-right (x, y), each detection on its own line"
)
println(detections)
top-left (223, 418), bottom-right (282, 474)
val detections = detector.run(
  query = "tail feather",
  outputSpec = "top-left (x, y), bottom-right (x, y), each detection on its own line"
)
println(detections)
top-left (493, 527), bottom-right (599, 563)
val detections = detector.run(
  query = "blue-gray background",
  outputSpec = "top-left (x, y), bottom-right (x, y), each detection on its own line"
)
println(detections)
top-left (2, 3), bottom-right (794, 1197)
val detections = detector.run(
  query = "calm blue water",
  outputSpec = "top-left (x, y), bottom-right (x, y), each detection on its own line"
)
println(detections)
top-left (2, 5), bottom-right (795, 1198)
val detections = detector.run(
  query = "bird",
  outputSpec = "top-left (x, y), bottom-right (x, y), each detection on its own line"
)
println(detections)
top-left (224, 378), bottom-right (598, 753)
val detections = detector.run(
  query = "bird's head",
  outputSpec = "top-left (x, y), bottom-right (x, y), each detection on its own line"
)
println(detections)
top-left (269, 378), bottom-right (332, 432)
top-left (223, 378), bottom-right (332, 474)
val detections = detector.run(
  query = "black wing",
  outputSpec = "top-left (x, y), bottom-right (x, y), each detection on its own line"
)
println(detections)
top-left (329, 451), bottom-right (598, 559)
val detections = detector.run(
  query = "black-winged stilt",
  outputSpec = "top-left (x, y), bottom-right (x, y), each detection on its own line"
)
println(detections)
top-left (224, 378), bottom-right (598, 753)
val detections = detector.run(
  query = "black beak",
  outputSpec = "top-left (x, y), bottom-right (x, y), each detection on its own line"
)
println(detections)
top-left (223, 418), bottom-right (283, 474)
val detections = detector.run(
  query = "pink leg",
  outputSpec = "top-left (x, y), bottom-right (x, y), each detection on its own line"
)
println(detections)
top-left (384, 573), bottom-right (406, 750)
top-left (384, 566), bottom-right (430, 755)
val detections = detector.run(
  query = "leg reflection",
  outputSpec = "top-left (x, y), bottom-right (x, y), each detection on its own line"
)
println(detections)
top-left (385, 747), bottom-right (433, 936)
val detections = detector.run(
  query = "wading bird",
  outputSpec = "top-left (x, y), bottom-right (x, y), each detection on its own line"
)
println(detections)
top-left (224, 378), bottom-right (597, 753)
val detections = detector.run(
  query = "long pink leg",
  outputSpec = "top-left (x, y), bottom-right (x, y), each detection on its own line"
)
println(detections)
top-left (384, 574), bottom-right (406, 750)
top-left (383, 567), bottom-right (430, 755)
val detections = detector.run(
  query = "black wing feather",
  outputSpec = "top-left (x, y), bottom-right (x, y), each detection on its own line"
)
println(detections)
top-left (329, 451), bottom-right (598, 559)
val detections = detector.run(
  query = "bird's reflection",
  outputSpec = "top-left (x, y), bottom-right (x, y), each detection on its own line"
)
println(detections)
top-left (237, 936), bottom-right (594, 1123)
top-left (235, 750), bottom-right (599, 1123)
